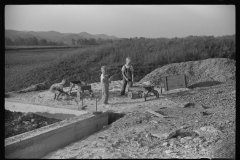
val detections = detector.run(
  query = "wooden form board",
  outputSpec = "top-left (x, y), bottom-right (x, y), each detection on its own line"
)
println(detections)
top-left (5, 112), bottom-right (108, 159)
top-left (161, 74), bottom-right (187, 91)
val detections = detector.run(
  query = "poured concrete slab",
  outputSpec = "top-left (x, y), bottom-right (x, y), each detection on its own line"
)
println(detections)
top-left (5, 100), bottom-right (88, 120)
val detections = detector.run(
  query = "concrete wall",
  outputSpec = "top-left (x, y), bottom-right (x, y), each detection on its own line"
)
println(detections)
top-left (5, 112), bottom-right (108, 158)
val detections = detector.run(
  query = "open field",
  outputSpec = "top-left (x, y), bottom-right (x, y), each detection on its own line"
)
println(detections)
top-left (5, 46), bottom-right (100, 92)
top-left (5, 35), bottom-right (235, 93)
top-left (5, 45), bottom-right (151, 93)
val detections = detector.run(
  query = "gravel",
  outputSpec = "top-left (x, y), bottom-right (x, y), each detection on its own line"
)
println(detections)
top-left (45, 78), bottom-right (235, 158)
top-left (140, 58), bottom-right (235, 87)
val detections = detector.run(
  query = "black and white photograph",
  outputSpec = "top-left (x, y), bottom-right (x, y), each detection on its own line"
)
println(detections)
top-left (5, 4), bottom-right (235, 159)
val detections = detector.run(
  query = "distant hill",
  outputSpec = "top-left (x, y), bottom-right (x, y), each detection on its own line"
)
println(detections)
top-left (5, 29), bottom-right (119, 43)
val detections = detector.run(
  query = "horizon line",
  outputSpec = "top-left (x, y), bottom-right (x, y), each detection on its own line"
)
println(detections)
top-left (5, 28), bottom-right (235, 39)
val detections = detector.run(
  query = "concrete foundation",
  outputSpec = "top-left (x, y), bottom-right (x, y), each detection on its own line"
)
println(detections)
top-left (5, 112), bottom-right (108, 158)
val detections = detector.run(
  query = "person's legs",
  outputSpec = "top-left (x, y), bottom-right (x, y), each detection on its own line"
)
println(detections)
top-left (101, 84), bottom-right (106, 103)
top-left (120, 79), bottom-right (127, 95)
top-left (55, 90), bottom-right (63, 100)
top-left (126, 81), bottom-right (133, 92)
top-left (104, 86), bottom-right (109, 104)
top-left (53, 93), bottom-right (56, 100)
top-left (69, 82), bottom-right (74, 94)
top-left (50, 86), bottom-right (58, 100)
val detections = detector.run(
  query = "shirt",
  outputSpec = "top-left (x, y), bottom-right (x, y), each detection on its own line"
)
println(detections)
top-left (121, 64), bottom-right (134, 72)
top-left (100, 73), bottom-right (109, 87)
top-left (122, 64), bottom-right (134, 80)
top-left (100, 73), bottom-right (104, 82)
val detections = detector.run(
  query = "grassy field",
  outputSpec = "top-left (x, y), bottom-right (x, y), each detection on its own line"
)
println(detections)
top-left (5, 46), bottom-right (97, 92)
top-left (5, 35), bottom-right (235, 93)
top-left (5, 44), bottom-right (153, 93)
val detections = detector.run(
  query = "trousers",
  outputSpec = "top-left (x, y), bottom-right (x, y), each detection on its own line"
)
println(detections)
top-left (120, 79), bottom-right (133, 95)
top-left (101, 82), bottom-right (109, 104)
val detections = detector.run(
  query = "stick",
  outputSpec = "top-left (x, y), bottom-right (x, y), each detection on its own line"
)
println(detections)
top-left (96, 98), bottom-right (97, 112)
top-left (146, 109), bottom-right (167, 118)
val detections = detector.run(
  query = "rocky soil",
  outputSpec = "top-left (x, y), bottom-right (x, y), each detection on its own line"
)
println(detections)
top-left (5, 110), bottom-right (61, 138)
top-left (140, 58), bottom-right (235, 87)
top-left (43, 80), bottom-right (235, 159)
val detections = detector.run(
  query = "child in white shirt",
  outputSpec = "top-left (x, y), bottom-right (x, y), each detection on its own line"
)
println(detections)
top-left (100, 66), bottom-right (110, 104)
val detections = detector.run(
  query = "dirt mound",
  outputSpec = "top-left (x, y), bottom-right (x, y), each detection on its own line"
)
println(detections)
top-left (140, 58), bottom-right (235, 87)
top-left (16, 81), bottom-right (51, 93)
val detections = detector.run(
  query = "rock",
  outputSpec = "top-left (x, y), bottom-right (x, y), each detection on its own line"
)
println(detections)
top-left (183, 102), bottom-right (195, 108)
top-left (152, 133), bottom-right (168, 139)
top-left (185, 136), bottom-right (193, 140)
top-left (200, 126), bottom-right (221, 134)
top-left (184, 145), bottom-right (191, 149)
top-left (17, 116), bottom-right (22, 122)
top-left (162, 142), bottom-right (169, 147)
top-left (230, 90), bottom-right (236, 94)
top-left (193, 137), bottom-right (201, 143)
top-left (164, 150), bottom-right (173, 154)
top-left (146, 133), bottom-right (153, 139)
top-left (151, 120), bottom-right (158, 124)
top-left (180, 136), bottom-right (192, 143)
top-left (23, 121), bottom-right (30, 125)
top-left (180, 138), bottom-right (187, 143)
top-left (169, 141), bottom-right (174, 147)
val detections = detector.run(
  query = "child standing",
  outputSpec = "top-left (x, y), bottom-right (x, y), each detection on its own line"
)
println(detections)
top-left (120, 57), bottom-right (134, 96)
top-left (100, 66), bottom-right (110, 105)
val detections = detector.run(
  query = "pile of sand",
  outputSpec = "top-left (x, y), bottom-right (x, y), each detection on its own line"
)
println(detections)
top-left (140, 58), bottom-right (235, 87)
top-left (16, 81), bottom-right (51, 93)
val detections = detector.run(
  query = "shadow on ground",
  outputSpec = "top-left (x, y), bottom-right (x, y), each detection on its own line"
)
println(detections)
top-left (165, 90), bottom-right (196, 97)
top-left (188, 81), bottom-right (222, 89)
top-left (112, 97), bottom-right (162, 106)
top-left (107, 112), bottom-right (126, 125)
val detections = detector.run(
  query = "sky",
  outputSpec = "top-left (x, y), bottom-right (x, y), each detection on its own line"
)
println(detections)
top-left (5, 5), bottom-right (235, 38)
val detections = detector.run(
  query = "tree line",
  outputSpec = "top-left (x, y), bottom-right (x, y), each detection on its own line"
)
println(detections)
top-left (5, 36), bottom-right (115, 46)
top-left (71, 38), bottom-right (114, 45)
top-left (5, 37), bottom-right (64, 46)
top-left (97, 35), bottom-right (236, 65)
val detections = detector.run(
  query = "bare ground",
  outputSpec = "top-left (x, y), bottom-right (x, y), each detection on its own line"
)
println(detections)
top-left (5, 79), bottom-right (236, 159)
top-left (5, 110), bottom-right (61, 139)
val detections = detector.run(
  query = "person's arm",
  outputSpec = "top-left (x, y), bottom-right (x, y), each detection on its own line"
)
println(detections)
top-left (121, 66), bottom-right (128, 81)
top-left (131, 66), bottom-right (134, 82)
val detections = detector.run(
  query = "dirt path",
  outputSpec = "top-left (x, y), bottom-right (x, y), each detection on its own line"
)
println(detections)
top-left (5, 80), bottom-right (236, 159)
